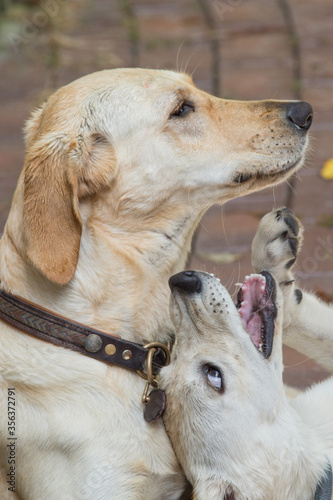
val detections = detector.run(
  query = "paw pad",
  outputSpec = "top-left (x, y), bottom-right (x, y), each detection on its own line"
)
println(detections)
top-left (276, 207), bottom-right (299, 236)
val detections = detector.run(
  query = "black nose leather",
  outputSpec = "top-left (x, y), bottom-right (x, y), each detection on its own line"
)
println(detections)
top-left (287, 101), bottom-right (313, 130)
top-left (169, 271), bottom-right (202, 294)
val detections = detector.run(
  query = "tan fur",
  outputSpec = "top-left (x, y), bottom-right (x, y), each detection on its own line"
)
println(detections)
top-left (0, 69), bottom-right (311, 499)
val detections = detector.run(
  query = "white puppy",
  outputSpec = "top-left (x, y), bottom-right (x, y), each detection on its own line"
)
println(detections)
top-left (161, 209), bottom-right (333, 500)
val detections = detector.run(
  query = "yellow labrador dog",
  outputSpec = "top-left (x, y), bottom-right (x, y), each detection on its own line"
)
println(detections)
top-left (161, 209), bottom-right (333, 500)
top-left (0, 68), bottom-right (313, 499)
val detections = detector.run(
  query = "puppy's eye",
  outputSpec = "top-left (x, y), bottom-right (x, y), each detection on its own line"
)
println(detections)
top-left (203, 364), bottom-right (224, 392)
top-left (170, 101), bottom-right (195, 118)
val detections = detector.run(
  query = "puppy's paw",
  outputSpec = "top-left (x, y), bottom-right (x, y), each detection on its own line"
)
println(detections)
top-left (251, 208), bottom-right (303, 284)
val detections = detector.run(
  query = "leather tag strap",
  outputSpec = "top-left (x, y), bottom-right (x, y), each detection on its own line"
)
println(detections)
top-left (315, 461), bottom-right (333, 500)
top-left (0, 289), bottom-right (167, 373)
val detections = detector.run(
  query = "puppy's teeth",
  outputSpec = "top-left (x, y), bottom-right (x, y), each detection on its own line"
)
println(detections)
top-left (235, 283), bottom-right (243, 287)
top-left (209, 273), bottom-right (215, 277)
top-left (259, 344), bottom-right (263, 352)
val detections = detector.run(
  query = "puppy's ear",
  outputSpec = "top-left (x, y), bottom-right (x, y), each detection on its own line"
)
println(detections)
top-left (23, 134), bottom-right (82, 286)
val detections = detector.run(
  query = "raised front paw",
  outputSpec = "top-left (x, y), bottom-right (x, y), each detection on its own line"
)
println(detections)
top-left (251, 208), bottom-right (303, 283)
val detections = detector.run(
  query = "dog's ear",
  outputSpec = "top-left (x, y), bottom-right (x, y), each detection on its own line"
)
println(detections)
top-left (23, 110), bottom-right (117, 286)
top-left (23, 133), bottom-right (83, 286)
top-left (70, 132), bottom-right (117, 199)
top-left (24, 103), bottom-right (46, 148)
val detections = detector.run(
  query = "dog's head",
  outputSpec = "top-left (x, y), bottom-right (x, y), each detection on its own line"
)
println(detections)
top-left (21, 69), bottom-right (312, 285)
top-left (160, 271), bottom-right (286, 499)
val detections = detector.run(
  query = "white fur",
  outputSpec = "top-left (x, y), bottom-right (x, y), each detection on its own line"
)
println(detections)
top-left (161, 209), bottom-right (333, 500)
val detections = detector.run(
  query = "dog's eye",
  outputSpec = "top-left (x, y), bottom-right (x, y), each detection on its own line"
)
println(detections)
top-left (170, 101), bottom-right (195, 118)
top-left (203, 364), bottom-right (224, 392)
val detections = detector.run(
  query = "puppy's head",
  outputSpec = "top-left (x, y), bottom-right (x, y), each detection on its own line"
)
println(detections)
top-left (160, 271), bottom-right (285, 499)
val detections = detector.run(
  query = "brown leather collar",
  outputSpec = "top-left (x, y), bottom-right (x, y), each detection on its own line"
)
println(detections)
top-left (0, 288), bottom-right (169, 374)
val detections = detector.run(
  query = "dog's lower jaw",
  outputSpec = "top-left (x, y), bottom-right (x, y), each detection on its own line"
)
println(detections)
top-left (264, 156), bottom-right (305, 184)
top-left (244, 158), bottom-right (304, 190)
top-left (233, 157), bottom-right (302, 186)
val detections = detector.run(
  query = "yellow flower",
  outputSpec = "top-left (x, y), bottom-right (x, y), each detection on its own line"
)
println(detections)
top-left (320, 158), bottom-right (333, 179)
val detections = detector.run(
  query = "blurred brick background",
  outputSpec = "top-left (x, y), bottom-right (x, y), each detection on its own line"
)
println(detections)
top-left (0, 0), bottom-right (332, 388)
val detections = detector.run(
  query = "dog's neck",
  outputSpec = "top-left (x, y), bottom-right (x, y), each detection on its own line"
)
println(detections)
top-left (0, 188), bottom-right (205, 344)
top-left (264, 404), bottom-right (330, 499)
top-left (198, 399), bottom-right (331, 500)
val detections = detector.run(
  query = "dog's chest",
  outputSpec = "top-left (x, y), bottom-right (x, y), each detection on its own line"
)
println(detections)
top-left (19, 405), bottom-right (184, 499)
top-left (1, 352), bottom-right (185, 500)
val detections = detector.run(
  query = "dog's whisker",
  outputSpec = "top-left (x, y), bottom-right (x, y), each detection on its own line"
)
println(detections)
top-left (228, 263), bottom-right (242, 299)
top-left (284, 357), bottom-right (313, 368)
top-left (285, 178), bottom-right (297, 197)
top-left (198, 219), bottom-right (209, 233)
top-left (272, 185), bottom-right (277, 206)
top-left (219, 206), bottom-right (231, 249)
top-left (183, 49), bottom-right (199, 76)
top-left (176, 38), bottom-right (187, 73)
top-left (189, 60), bottom-right (203, 80)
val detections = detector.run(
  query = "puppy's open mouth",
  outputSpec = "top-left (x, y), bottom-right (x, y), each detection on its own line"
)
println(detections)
top-left (236, 271), bottom-right (277, 358)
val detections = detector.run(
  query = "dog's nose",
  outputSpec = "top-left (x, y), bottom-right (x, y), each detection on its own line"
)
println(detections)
top-left (169, 271), bottom-right (202, 294)
top-left (286, 101), bottom-right (313, 131)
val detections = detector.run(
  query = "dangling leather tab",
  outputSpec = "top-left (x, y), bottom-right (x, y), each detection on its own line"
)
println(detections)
top-left (143, 389), bottom-right (166, 423)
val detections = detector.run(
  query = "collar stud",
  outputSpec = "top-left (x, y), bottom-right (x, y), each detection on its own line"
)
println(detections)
top-left (84, 334), bottom-right (103, 353)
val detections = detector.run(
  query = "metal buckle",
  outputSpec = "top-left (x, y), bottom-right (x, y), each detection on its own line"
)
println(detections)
top-left (137, 342), bottom-right (171, 404)
top-left (137, 342), bottom-right (171, 382)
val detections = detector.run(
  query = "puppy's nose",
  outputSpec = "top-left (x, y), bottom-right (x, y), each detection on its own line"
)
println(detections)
top-left (286, 102), bottom-right (313, 131)
top-left (169, 271), bottom-right (202, 294)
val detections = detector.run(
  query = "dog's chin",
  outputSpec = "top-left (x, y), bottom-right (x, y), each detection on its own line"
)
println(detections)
top-left (231, 154), bottom-right (305, 190)
top-left (263, 156), bottom-right (304, 182)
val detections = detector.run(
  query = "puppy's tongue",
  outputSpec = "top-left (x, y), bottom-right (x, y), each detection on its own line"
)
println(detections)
top-left (236, 272), bottom-right (277, 358)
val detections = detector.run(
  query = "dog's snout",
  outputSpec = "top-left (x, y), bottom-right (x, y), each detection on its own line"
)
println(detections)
top-left (169, 271), bottom-right (202, 294)
top-left (286, 101), bottom-right (313, 131)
